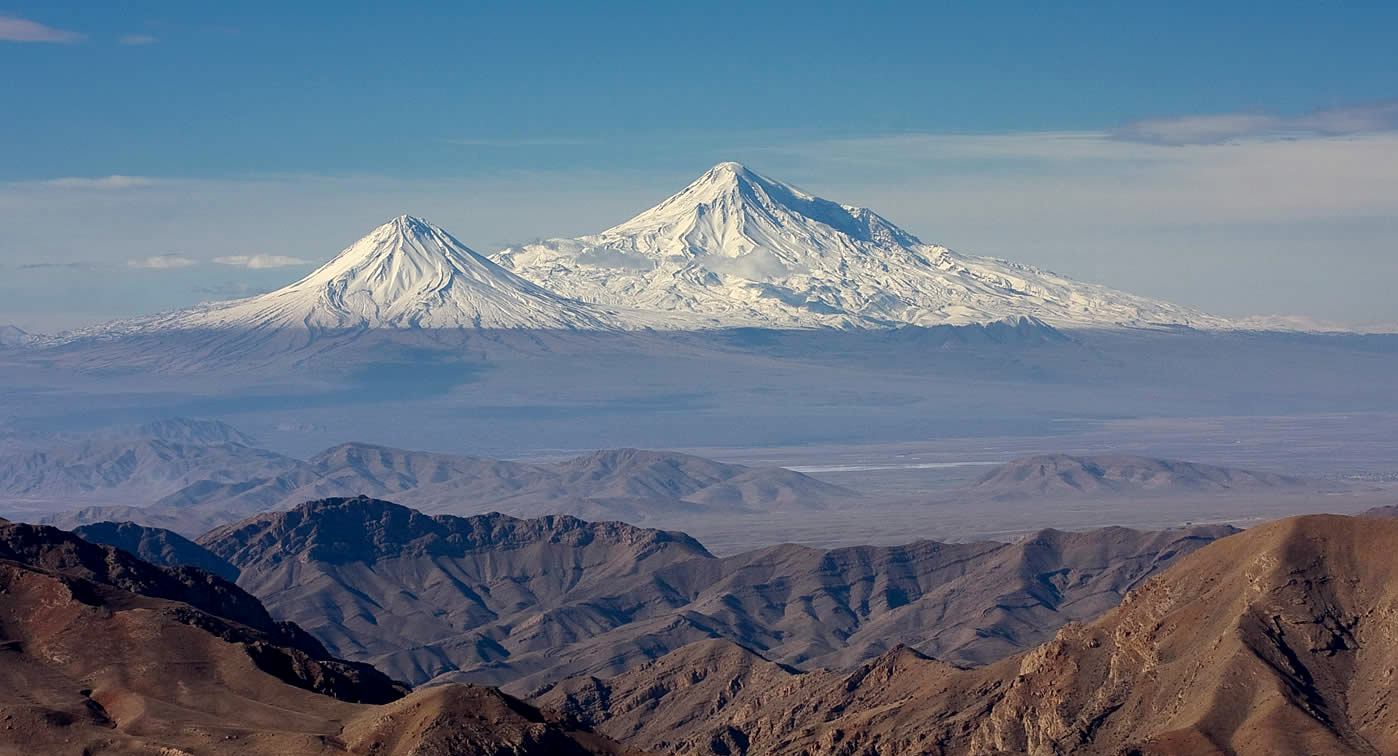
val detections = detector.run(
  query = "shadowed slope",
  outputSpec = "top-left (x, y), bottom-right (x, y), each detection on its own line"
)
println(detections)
top-left (200, 497), bottom-right (713, 684)
top-left (73, 520), bottom-right (239, 580)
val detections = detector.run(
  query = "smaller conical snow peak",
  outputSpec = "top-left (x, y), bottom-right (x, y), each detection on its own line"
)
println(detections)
top-left (82, 215), bottom-right (623, 335)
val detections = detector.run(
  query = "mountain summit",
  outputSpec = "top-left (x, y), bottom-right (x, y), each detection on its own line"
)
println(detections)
top-left (494, 162), bottom-right (1224, 329)
top-left (88, 215), bottom-right (617, 337)
top-left (604, 161), bottom-right (922, 254)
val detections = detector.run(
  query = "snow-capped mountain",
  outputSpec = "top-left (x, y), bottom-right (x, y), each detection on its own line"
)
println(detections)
top-left (492, 162), bottom-right (1226, 329)
top-left (79, 215), bottom-right (620, 337)
top-left (47, 166), bottom-right (1235, 353)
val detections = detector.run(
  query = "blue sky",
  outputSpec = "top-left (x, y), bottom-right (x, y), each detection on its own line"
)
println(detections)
top-left (2, 1), bottom-right (1397, 330)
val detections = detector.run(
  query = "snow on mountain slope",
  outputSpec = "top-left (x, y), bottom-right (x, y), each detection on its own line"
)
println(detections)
top-left (77, 215), bottom-right (621, 337)
top-left (492, 162), bottom-right (1227, 329)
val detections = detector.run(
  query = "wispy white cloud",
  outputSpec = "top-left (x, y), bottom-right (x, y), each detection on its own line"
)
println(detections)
top-left (17, 261), bottom-right (95, 271)
top-left (39, 175), bottom-right (155, 190)
top-left (1114, 114), bottom-right (1282, 146)
top-left (1295, 101), bottom-right (1398, 135)
top-left (212, 254), bottom-right (313, 269)
top-left (0, 15), bottom-right (84, 43)
top-left (118, 33), bottom-right (157, 46)
top-left (1114, 101), bottom-right (1398, 145)
top-left (127, 254), bottom-right (196, 270)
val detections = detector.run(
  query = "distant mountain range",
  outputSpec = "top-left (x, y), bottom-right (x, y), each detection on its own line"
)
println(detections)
top-left (0, 437), bottom-right (299, 504)
top-left (966, 453), bottom-right (1315, 500)
top-left (37, 441), bottom-right (853, 535)
top-left (16, 426), bottom-right (1332, 539)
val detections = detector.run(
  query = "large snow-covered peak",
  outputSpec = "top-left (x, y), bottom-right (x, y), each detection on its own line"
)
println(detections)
top-left (492, 164), bottom-right (1229, 330)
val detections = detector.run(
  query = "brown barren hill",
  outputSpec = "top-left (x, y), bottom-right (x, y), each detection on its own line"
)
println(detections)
top-left (0, 518), bottom-right (626, 755)
top-left (543, 514), bottom-right (1398, 755)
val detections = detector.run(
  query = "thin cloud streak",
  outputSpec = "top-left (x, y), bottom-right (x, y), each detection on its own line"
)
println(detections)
top-left (0, 15), bottom-right (84, 43)
top-left (37, 176), bottom-right (156, 190)
top-left (212, 254), bottom-right (313, 269)
top-left (765, 129), bottom-right (1398, 223)
top-left (127, 254), bottom-right (196, 270)
top-left (1114, 101), bottom-right (1398, 145)
top-left (119, 34), bottom-right (157, 46)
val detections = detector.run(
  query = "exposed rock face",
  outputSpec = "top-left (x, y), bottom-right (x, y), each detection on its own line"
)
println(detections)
top-left (542, 514), bottom-right (1398, 755)
top-left (73, 520), bottom-right (239, 580)
top-left (0, 518), bottom-right (624, 754)
top-left (970, 453), bottom-right (1309, 500)
top-left (201, 496), bottom-right (1232, 693)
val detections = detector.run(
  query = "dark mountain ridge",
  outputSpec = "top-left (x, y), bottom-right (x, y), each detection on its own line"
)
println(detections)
top-left (198, 496), bottom-right (1234, 692)
top-left (73, 519), bottom-right (239, 580)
